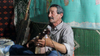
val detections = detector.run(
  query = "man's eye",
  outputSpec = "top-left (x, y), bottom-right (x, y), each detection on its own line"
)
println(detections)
top-left (51, 12), bottom-right (53, 14)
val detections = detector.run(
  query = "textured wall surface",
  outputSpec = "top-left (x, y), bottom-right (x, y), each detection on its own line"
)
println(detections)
top-left (73, 28), bottom-right (100, 56)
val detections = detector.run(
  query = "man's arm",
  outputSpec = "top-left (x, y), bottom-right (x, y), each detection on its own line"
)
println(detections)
top-left (37, 37), bottom-right (67, 53)
top-left (45, 38), bottom-right (67, 53)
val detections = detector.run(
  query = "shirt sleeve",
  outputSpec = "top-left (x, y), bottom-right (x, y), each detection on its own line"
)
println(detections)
top-left (62, 26), bottom-right (74, 56)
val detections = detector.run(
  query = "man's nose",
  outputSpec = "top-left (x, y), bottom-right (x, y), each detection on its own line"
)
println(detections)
top-left (48, 12), bottom-right (51, 17)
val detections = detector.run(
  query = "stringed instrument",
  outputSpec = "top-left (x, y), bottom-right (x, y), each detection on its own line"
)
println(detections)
top-left (28, 28), bottom-right (50, 54)
top-left (35, 28), bottom-right (50, 54)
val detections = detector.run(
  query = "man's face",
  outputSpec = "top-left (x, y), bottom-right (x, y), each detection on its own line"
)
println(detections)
top-left (48, 7), bottom-right (61, 23)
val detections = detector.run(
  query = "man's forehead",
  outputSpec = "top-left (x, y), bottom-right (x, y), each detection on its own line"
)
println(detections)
top-left (49, 7), bottom-right (57, 11)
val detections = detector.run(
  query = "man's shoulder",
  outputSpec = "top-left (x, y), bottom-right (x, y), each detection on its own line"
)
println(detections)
top-left (62, 22), bottom-right (72, 29)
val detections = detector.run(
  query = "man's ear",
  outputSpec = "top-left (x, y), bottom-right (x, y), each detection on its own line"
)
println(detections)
top-left (60, 13), bottom-right (63, 18)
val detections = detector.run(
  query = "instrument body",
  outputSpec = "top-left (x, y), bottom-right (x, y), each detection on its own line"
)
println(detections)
top-left (28, 28), bottom-right (50, 54)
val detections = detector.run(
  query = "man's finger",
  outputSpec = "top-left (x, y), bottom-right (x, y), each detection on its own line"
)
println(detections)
top-left (26, 43), bottom-right (29, 48)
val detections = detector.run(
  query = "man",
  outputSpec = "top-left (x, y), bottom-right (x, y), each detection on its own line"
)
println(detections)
top-left (9, 4), bottom-right (74, 56)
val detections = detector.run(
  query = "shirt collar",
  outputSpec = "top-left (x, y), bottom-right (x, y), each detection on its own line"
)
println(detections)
top-left (47, 21), bottom-right (63, 31)
top-left (55, 21), bottom-right (63, 31)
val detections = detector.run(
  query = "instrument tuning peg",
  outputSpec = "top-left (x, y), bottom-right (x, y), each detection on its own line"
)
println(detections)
top-left (44, 29), bottom-right (46, 31)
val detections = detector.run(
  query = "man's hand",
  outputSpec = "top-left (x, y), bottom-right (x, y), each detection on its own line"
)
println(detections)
top-left (26, 38), bottom-right (38, 48)
top-left (26, 39), bottom-right (34, 48)
top-left (26, 34), bottom-right (56, 49)
top-left (26, 38), bottom-right (45, 48)
top-left (35, 39), bottom-right (45, 47)
top-left (43, 37), bottom-right (53, 47)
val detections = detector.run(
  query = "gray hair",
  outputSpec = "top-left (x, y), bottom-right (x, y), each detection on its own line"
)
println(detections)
top-left (50, 4), bottom-right (64, 14)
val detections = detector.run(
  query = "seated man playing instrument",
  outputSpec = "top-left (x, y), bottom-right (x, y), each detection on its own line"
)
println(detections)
top-left (9, 4), bottom-right (74, 56)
